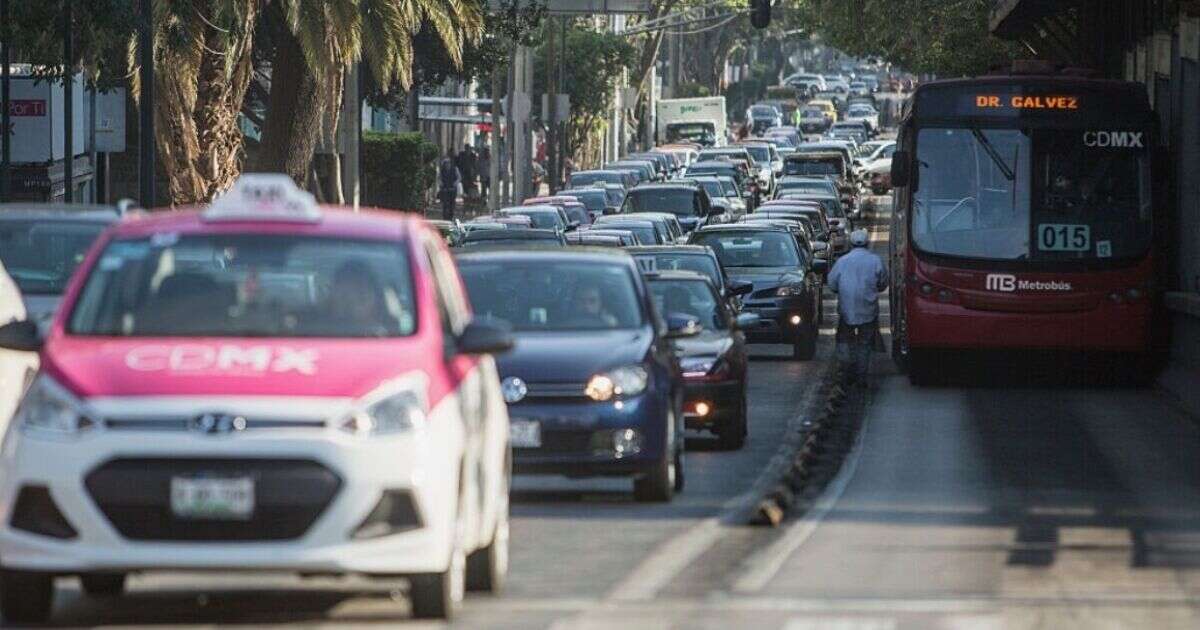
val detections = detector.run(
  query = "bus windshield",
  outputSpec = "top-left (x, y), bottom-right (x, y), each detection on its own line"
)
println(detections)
top-left (912, 127), bottom-right (1151, 262)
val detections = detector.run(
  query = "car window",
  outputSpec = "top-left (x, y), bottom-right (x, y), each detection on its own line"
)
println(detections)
top-left (69, 234), bottom-right (417, 338)
top-left (0, 220), bottom-right (106, 295)
top-left (691, 231), bottom-right (801, 268)
top-left (634, 253), bottom-right (722, 287)
top-left (505, 210), bottom-right (561, 230)
top-left (649, 279), bottom-right (727, 331)
top-left (623, 189), bottom-right (698, 216)
top-left (459, 261), bottom-right (643, 332)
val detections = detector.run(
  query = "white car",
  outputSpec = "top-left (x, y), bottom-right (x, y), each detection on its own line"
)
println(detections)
top-left (845, 105), bottom-right (880, 134)
top-left (0, 260), bottom-right (36, 439)
top-left (0, 175), bottom-right (514, 623)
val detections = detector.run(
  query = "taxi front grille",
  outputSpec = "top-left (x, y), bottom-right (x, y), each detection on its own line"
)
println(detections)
top-left (85, 458), bottom-right (341, 541)
top-left (103, 418), bottom-right (327, 431)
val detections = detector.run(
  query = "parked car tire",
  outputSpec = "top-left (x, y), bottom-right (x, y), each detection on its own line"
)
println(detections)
top-left (0, 570), bottom-right (54, 624)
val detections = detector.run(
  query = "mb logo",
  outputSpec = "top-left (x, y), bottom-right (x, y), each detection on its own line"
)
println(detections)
top-left (985, 274), bottom-right (1017, 292)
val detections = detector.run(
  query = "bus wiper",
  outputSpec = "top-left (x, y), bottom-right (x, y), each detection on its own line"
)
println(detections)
top-left (971, 128), bottom-right (1015, 181)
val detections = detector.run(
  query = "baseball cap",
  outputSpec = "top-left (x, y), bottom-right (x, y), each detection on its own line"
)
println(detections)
top-left (850, 229), bottom-right (870, 247)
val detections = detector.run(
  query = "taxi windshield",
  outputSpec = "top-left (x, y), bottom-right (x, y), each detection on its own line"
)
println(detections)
top-left (69, 234), bottom-right (416, 338)
top-left (634, 253), bottom-right (721, 287)
top-left (0, 220), bottom-right (106, 295)
top-left (458, 261), bottom-right (644, 332)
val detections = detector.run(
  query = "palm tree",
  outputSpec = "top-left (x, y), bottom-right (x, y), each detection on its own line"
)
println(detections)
top-left (136, 0), bottom-right (262, 205)
top-left (254, 0), bottom-right (482, 189)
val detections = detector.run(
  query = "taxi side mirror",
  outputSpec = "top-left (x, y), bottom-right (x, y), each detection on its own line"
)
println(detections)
top-left (456, 318), bottom-right (514, 355)
top-left (890, 151), bottom-right (910, 187)
top-left (0, 320), bottom-right (42, 352)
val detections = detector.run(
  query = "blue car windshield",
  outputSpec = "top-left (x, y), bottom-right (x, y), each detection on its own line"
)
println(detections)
top-left (459, 261), bottom-right (644, 331)
top-left (0, 220), bottom-right (106, 295)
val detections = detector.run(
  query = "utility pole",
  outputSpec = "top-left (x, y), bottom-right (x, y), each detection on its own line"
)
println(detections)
top-left (557, 16), bottom-right (566, 191)
top-left (489, 66), bottom-right (501, 211)
top-left (63, 0), bottom-right (73, 202)
top-left (138, 0), bottom-right (154, 206)
top-left (1, 0), bottom-right (10, 202)
top-left (545, 22), bottom-right (557, 194)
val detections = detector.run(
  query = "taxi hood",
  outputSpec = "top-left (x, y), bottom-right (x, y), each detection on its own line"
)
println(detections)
top-left (41, 336), bottom-right (442, 400)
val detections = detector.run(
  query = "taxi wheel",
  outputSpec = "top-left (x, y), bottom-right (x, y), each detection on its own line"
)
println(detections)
top-left (466, 472), bottom-right (509, 593)
top-left (410, 547), bottom-right (465, 620)
top-left (673, 445), bottom-right (686, 493)
top-left (0, 570), bottom-right (54, 624)
top-left (80, 573), bottom-right (126, 597)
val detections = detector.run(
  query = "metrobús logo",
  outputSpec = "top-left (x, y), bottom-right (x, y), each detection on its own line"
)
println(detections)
top-left (985, 274), bottom-right (1073, 293)
top-left (125, 344), bottom-right (319, 375)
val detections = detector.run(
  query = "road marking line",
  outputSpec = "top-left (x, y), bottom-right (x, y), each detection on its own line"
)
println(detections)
top-left (784, 617), bottom-right (897, 630)
top-left (730, 406), bottom-right (871, 593)
top-left (600, 359), bottom-right (835, 603)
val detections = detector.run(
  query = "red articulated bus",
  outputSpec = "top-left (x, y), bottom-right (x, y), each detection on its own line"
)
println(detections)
top-left (887, 72), bottom-right (1163, 384)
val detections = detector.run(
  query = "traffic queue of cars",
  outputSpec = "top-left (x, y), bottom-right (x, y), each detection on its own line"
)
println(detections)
top-left (0, 135), bottom-right (856, 622)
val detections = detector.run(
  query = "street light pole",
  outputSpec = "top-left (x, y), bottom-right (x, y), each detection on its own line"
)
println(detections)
top-left (63, 0), bottom-right (73, 202)
top-left (138, 0), bottom-right (154, 206)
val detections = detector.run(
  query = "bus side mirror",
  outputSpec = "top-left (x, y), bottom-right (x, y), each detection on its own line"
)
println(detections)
top-left (890, 151), bottom-right (910, 187)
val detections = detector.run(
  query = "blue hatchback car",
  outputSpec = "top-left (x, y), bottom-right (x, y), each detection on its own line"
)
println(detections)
top-left (456, 247), bottom-right (696, 502)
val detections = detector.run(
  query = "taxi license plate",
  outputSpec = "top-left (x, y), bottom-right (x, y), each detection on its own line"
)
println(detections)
top-left (170, 476), bottom-right (255, 520)
top-left (509, 419), bottom-right (541, 448)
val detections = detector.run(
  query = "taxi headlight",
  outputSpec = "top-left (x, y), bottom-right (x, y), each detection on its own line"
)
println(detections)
top-left (340, 377), bottom-right (428, 436)
top-left (586, 366), bottom-right (648, 401)
top-left (17, 375), bottom-right (94, 436)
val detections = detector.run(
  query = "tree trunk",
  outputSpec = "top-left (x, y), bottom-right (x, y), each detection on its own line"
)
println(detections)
top-left (151, 2), bottom-right (258, 206)
top-left (252, 15), bottom-right (336, 186)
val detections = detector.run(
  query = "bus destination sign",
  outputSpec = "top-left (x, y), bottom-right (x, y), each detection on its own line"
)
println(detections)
top-left (974, 94), bottom-right (1079, 110)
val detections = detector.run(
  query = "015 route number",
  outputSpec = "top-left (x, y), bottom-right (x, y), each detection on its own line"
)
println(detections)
top-left (1037, 224), bottom-right (1090, 252)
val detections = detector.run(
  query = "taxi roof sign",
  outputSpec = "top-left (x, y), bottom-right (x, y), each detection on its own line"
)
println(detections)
top-left (203, 173), bottom-right (322, 223)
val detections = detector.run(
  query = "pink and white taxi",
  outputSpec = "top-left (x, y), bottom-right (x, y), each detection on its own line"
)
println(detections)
top-left (0, 175), bottom-right (514, 623)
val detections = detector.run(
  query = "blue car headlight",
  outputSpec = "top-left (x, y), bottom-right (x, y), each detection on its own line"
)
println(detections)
top-left (775, 283), bottom-right (806, 297)
top-left (586, 365), bottom-right (649, 401)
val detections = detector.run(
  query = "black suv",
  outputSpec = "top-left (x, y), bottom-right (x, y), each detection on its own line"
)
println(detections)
top-left (689, 225), bottom-right (827, 360)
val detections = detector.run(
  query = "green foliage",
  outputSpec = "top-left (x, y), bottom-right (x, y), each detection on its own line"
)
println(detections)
top-left (798, 0), bottom-right (1021, 76)
top-left (535, 25), bottom-right (637, 123)
top-left (362, 131), bottom-right (441, 210)
top-left (675, 82), bottom-right (711, 98)
top-left (725, 62), bottom-right (775, 121)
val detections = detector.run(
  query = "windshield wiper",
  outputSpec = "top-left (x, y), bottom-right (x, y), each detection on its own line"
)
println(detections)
top-left (970, 128), bottom-right (1015, 181)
